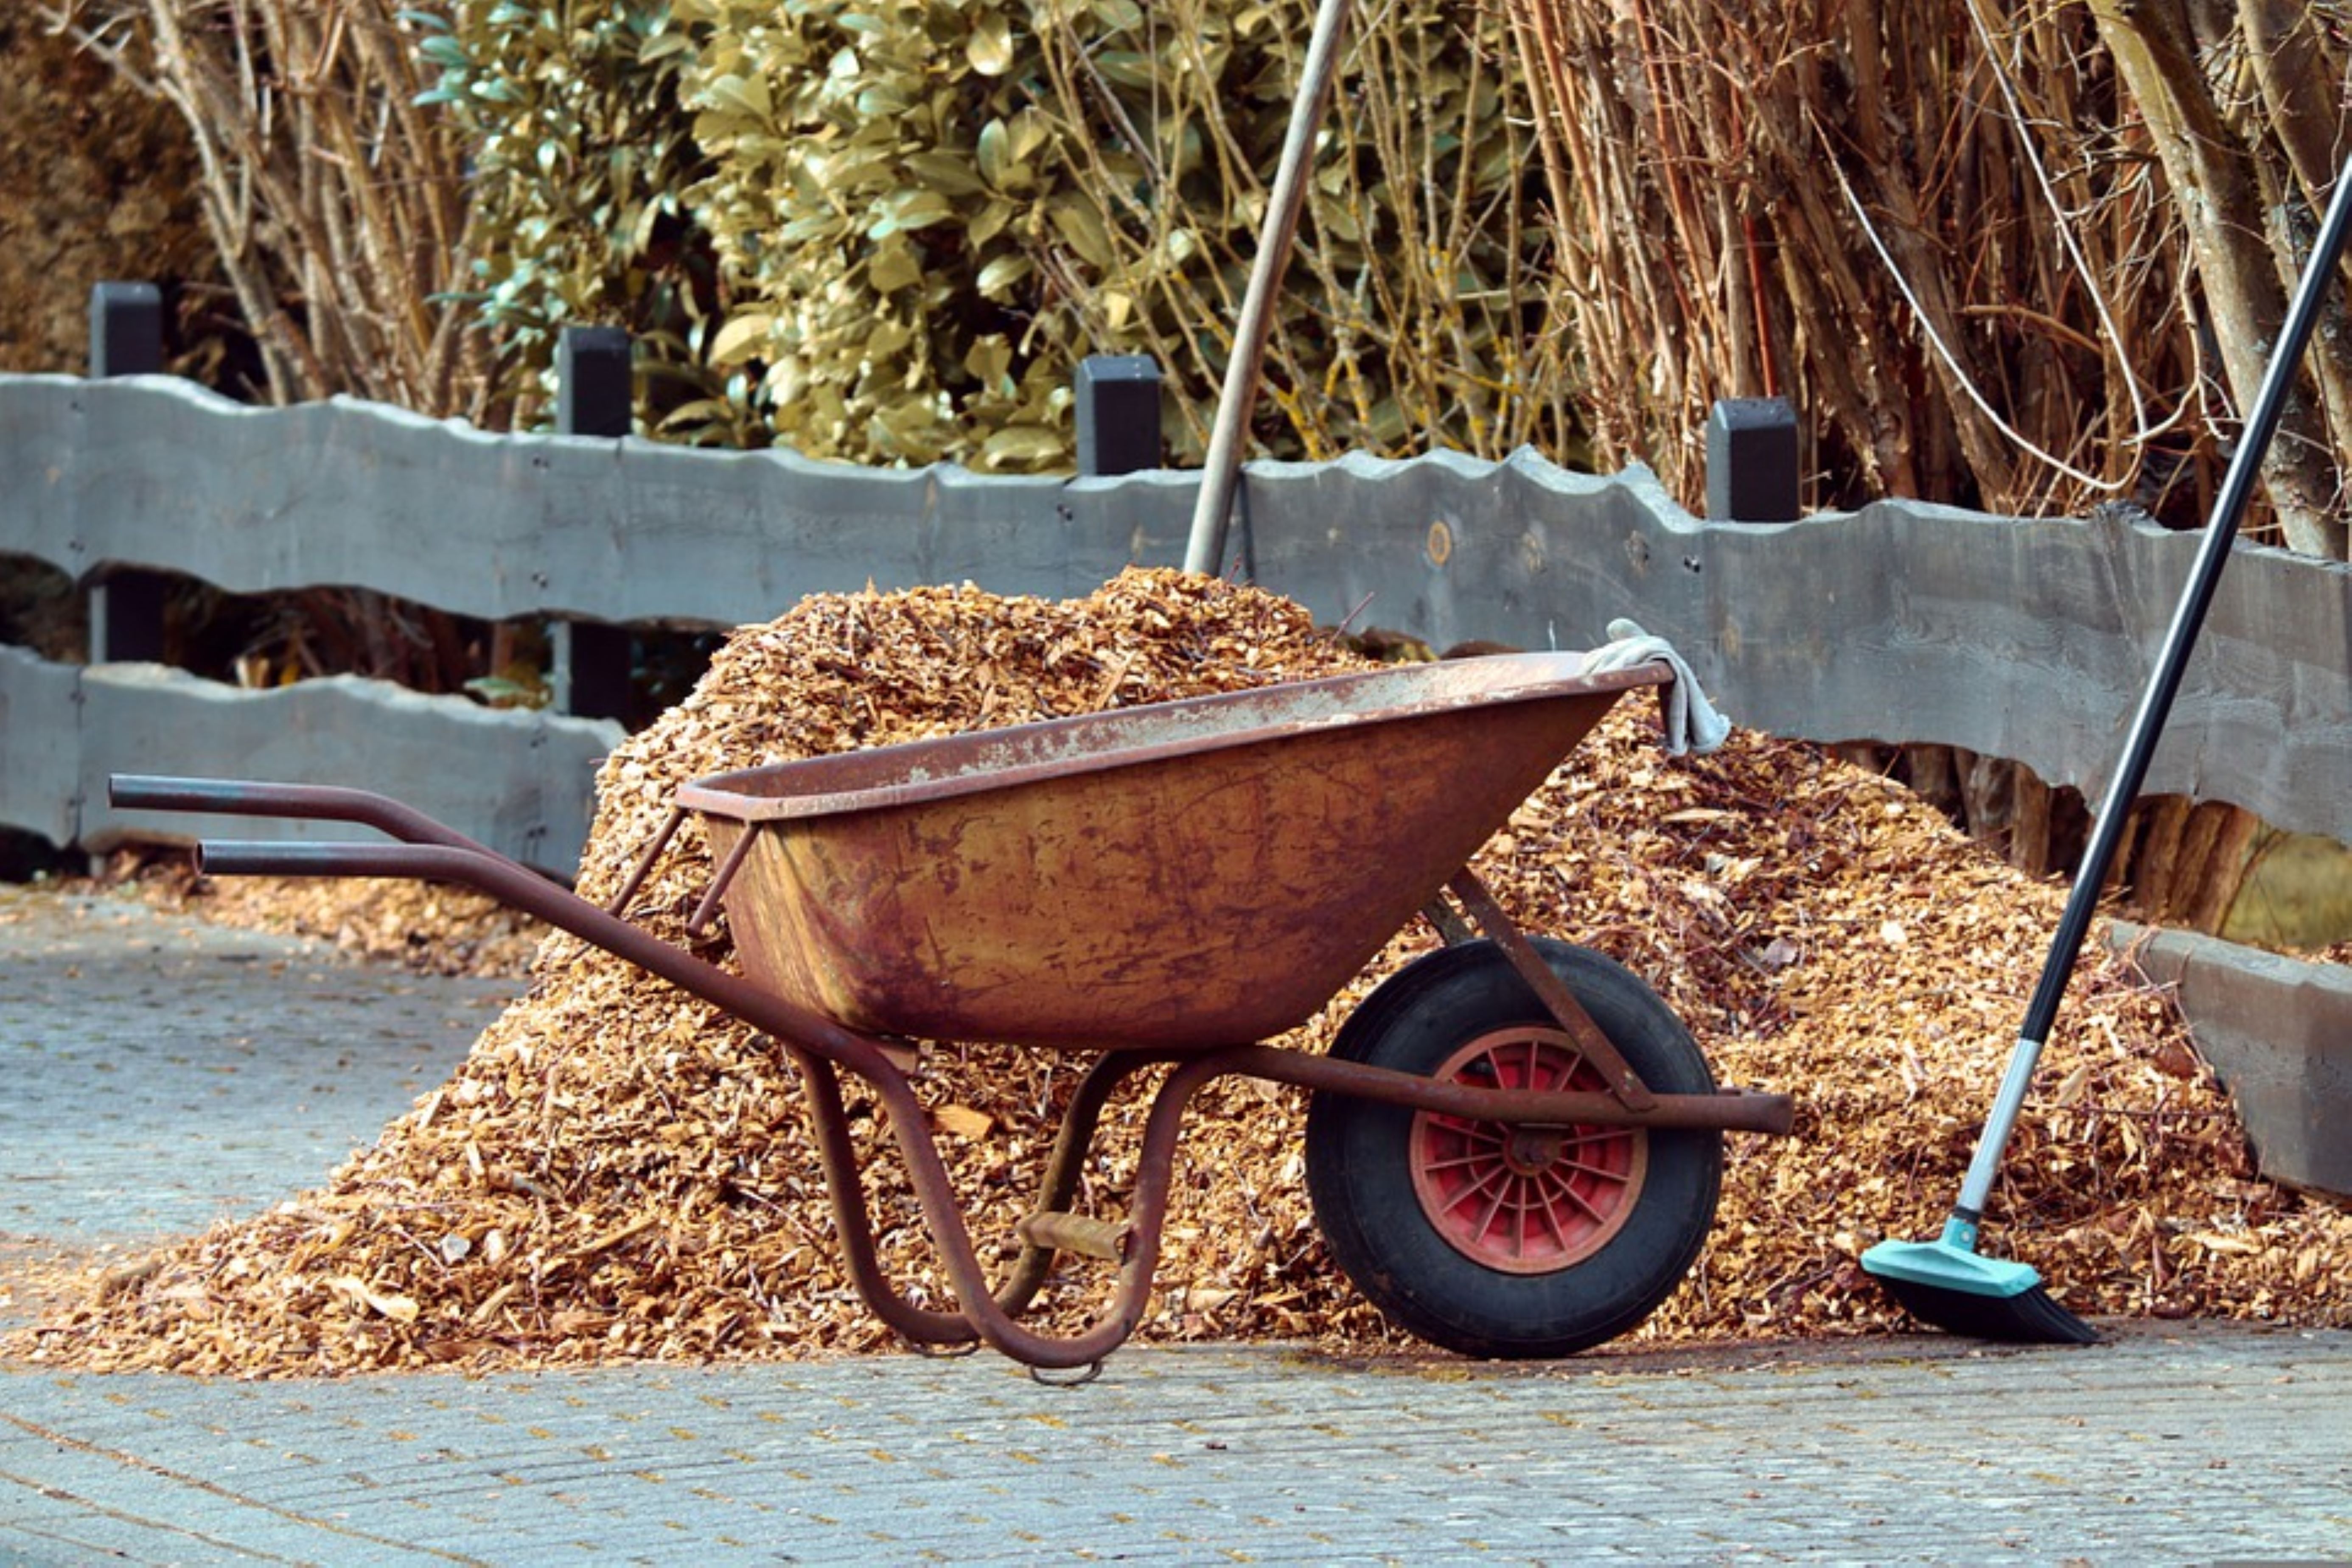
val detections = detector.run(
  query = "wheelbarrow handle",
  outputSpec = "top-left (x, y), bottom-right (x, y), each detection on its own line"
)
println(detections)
top-left (109, 774), bottom-right (499, 857)
top-left (105, 776), bottom-right (853, 1067)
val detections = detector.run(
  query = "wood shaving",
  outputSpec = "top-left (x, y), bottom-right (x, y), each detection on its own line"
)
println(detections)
top-left (109, 855), bottom-right (542, 980)
top-left (13, 568), bottom-right (2348, 1375)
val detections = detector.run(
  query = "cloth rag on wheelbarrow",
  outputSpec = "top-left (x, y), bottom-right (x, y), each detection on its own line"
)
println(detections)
top-left (1580, 622), bottom-right (1730, 756)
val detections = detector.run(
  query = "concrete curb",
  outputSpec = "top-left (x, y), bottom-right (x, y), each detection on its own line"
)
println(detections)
top-left (2112, 921), bottom-right (2352, 1198)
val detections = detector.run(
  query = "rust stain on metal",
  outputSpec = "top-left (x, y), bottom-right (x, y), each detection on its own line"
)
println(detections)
top-left (680, 654), bottom-right (1662, 1049)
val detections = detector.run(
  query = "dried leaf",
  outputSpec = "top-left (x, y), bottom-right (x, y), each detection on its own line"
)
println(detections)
top-left (935, 1105), bottom-right (994, 1140)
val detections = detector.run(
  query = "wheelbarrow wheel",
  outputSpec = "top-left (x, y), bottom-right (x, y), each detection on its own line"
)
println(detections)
top-left (1304, 938), bottom-right (1720, 1358)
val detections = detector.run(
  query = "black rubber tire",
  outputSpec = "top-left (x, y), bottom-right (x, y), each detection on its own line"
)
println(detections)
top-left (1304, 938), bottom-right (1721, 1358)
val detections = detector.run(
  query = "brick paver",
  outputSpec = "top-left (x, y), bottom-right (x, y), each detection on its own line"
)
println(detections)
top-left (6, 1329), bottom-right (2349, 1564)
top-left (0, 885), bottom-right (512, 1248)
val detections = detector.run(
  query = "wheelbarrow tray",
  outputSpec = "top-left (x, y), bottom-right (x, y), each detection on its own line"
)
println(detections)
top-left (676, 652), bottom-right (1668, 1050)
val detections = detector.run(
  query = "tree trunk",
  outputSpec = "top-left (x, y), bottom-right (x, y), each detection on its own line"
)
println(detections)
top-left (2088, 0), bottom-right (2346, 557)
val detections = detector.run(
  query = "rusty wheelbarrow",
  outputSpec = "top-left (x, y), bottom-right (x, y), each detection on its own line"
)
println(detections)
top-left (113, 650), bottom-right (1792, 1374)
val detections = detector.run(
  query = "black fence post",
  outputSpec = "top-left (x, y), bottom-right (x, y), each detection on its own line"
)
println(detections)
top-left (1705, 397), bottom-right (1800, 523)
top-left (556, 324), bottom-right (633, 439)
top-left (89, 281), bottom-right (164, 377)
top-left (549, 326), bottom-right (635, 724)
top-left (87, 282), bottom-right (169, 663)
top-left (1074, 354), bottom-right (1162, 477)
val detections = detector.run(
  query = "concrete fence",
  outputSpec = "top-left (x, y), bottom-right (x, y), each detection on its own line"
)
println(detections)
top-left (10, 371), bottom-right (2352, 869)
top-left (4, 307), bottom-right (2349, 1194)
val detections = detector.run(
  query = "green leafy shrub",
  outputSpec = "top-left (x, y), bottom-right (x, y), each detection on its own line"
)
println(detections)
top-left (416, 1), bottom-right (752, 437)
top-left (676, 0), bottom-right (1074, 466)
top-left (680, 0), bottom-right (1578, 470)
top-left (422, 0), bottom-right (1575, 468)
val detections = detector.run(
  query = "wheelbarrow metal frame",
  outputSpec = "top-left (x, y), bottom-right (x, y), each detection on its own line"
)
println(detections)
top-left (113, 677), bottom-right (1794, 1372)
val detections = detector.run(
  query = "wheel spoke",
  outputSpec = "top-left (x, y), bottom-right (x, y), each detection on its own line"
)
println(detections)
top-left (1449, 1161), bottom-right (1524, 1241)
top-left (1501, 1183), bottom-right (1532, 1257)
top-left (1419, 1148), bottom-right (1504, 1179)
top-left (1463, 1169), bottom-right (1515, 1241)
top-left (1550, 1152), bottom-right (1635, 1183)
top-left (1424, 1113), bottom-right (1507, 1148)
top-left (1525, 1034), bottom-right (1583, 1090)
top-left (1536, 1166), bottom-right (1619, 1225)
top-left (1525, 1185), bottom-right (1573, 1252)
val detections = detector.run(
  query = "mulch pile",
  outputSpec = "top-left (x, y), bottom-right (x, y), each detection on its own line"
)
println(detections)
top-left (107, 857), bottom-right (544, 980)
top-left (12, 568), bottom-right (2347, 1375)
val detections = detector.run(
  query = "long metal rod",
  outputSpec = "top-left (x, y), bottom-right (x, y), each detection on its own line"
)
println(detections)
top-left (1214, 1042), bottom-right (1794, 1134)
top-left (1183, 0), bottom-right (1353, 576)
top-left (1951, 163), bottom-right (2352, 1226)
top-left (111, 774), bottom-right (501, 857)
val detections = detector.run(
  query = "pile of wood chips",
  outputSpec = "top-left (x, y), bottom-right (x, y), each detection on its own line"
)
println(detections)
top-left (110, 856), bottom-right (544, 980)
top-left (15, 568), bottom-right (2349, 1375)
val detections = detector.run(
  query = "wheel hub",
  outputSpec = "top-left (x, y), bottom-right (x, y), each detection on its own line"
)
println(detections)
top-left (1503, 1127), bottom-right (1566, 1174)
top-left (1409, 1025), bottom-right (1648, 1274)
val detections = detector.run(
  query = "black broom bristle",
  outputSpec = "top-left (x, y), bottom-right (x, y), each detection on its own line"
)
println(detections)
top-left (1878, 1276), bottom-right (2098, 1346)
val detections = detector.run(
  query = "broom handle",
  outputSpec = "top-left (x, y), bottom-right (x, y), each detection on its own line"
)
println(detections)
top-left (1183, 0), bottom-right (1353, 576)
top-left (1953, 163), bottom-right (2352, 1226)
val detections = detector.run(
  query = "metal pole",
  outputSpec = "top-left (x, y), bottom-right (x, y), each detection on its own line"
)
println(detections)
top-left (552, 325), bottom-right (634, 722)
top-left (1183, 0), bottom-right (1353, 577)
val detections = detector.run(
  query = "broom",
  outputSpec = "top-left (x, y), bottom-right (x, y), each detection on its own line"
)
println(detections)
top-left (1862, 161), bottom-right (2352, 1343)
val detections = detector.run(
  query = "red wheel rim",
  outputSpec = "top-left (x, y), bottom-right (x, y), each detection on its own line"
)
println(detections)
top-left (1409, 1025), bottom-right (1647, 1274)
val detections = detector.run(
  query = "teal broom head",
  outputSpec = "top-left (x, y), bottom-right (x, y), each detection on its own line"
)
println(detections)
top-left (1862, 1234), bottom-right (2096, 1345)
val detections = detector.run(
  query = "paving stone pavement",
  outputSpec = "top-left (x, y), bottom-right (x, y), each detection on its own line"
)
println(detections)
top-left (0, 885), bottom-right (517, 1246)
top-left (3, 882), bottom-right (2349, 1565)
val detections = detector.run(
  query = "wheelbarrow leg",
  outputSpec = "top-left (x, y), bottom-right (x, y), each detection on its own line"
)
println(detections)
top-left (781, 1042), bottom-right (1187, 1352)
top-left (994, 1050), bottom-right (1179, 1316)
top-left (813, 1037), bottom-right (1237, 1373)
top-left (781, 1042), bottom-right (981, 1351)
